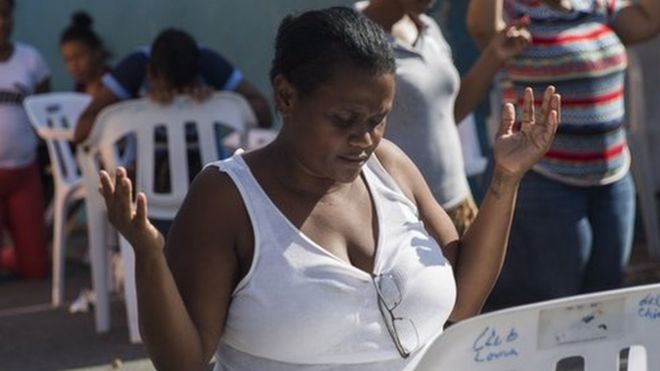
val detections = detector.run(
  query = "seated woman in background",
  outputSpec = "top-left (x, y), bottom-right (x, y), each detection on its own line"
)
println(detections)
top-left (60, 11), bottom-right (111, 95)
top-left (72, 28), bottom-right (272, 144)
top-left (100, 7), bottom-right (560, 370)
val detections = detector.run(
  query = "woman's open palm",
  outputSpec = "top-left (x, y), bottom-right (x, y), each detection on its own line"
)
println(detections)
top-left (493, 86), bottom-right (561, 179)
top-left (99, 167), bottom-right (164, 253)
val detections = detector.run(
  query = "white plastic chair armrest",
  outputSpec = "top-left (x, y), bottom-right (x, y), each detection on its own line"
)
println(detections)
top-left (36, 127), bottom-right (75, 141)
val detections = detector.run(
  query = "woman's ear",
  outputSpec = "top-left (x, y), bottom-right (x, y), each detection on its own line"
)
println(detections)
top-left (273, 74), bottom-right (297, 115)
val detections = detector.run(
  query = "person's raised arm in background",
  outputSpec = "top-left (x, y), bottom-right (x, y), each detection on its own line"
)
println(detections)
top-left (453, 16), bottom-right (530, 123)
top-left (610, 0), bottom-right (660, 44)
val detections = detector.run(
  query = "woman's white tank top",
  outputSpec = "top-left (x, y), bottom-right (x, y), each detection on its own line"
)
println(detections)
top-left (211, 154), bottom-right (456, 370)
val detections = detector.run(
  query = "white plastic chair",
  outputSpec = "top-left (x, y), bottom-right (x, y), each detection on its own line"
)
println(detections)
top-left (23, 92), bottom-right (91, 307)
top-left (412, 284), bottom-right (660, 371)
top-left (78, 92), bottom-right (255, 343)
top-left (222, 127), bottom-right (278, 153)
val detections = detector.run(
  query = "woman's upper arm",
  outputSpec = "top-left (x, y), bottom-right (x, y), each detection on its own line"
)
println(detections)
top-left (165, 166), bottom-right (249, 360)
top-left (374, 140), bottom-right (460, 264)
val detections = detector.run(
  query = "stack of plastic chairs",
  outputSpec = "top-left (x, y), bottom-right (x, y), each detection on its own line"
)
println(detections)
top-left (411, 284), bottom-right (660, 371)
top-left (78, 92), bottom-right (256, 343)
top-left (23, 92), bottom-right (91, 307)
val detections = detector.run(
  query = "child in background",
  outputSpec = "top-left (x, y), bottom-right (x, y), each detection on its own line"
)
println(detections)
top-left (60, 11), bottom-right (111, 95)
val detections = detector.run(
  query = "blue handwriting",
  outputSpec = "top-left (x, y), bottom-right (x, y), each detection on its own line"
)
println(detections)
top-left (472, 326), bottom-right (520, 363)
top-left (638, 293), bottom-right (660, 320)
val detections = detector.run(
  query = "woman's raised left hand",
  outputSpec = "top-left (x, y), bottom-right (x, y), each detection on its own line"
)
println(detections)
top-left (492, 86), bottom-right (561, 181)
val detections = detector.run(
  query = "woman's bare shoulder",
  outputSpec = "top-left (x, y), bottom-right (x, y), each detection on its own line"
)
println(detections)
top-left (189, 164), bottom-right (244, 212)
top-left (169, 161), bottom-right (252, 249)
top-left (374, 139), bottom-right (418, 201)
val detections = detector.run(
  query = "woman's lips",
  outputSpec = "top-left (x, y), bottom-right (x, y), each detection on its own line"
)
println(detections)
top-left (339, 153), bottom-right (369, 164)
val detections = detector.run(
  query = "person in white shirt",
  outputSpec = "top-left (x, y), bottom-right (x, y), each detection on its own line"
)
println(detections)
top-left (359, 0), bottom-right (530, 236)
top-left (0, 0), bottom-right (50, 279)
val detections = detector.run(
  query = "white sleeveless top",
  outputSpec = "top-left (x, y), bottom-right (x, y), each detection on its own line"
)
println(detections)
top-left (211, 154), bottom-right (456, 370)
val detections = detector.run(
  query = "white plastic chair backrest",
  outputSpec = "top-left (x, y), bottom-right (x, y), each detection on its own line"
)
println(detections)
top-left (87, 92), bottom-right (255, 219)
top-left (23, 92), bottom-right (91, 184)
top-left (413, 284), bottom-right (660, 371)
top-left (222, 127), bottom-right (279, 152)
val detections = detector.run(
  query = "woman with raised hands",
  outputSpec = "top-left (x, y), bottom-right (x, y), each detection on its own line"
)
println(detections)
top-left (100, 7), bottom-right (560, 371)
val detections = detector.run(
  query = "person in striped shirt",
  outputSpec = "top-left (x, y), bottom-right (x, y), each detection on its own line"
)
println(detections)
top-left (467, 0), bottom-right (660, 309)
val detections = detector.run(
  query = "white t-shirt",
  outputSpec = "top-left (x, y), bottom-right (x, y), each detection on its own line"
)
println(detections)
top-left (0, 42), bottom-right (50, 169)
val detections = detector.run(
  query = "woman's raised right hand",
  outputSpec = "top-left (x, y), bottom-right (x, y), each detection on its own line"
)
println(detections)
top-left (99, 167), bottom-right (165, 254)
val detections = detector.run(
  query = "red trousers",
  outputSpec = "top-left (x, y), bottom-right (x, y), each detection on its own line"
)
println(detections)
top-left (0, 161), bottom-right (48, 278)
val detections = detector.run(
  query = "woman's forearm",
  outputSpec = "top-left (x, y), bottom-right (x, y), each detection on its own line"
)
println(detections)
top-left (467, 0), bottom-right (505, 48)
top-left (450, 167), bottom-right (520, 320)
top-left (134, 249), bottom-right (208, 371)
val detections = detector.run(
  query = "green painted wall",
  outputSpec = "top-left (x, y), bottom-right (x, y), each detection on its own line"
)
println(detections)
top-left (12, 0), bottom-right (354, 96)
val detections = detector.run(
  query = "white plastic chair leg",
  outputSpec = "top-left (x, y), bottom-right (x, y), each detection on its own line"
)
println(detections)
top-left (77, 149), bottom-right (111, 333)
top-left (119, 235), bottom-right (141, 343)
top-left (51, 190), bottom-right (67, 307)
top-left (85, 196), bottom-right (110, 333)
top-left (626, 345), bottom-right (648, 371)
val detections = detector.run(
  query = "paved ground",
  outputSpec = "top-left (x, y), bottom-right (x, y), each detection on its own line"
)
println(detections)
top-left (0, 262), bottom-right (150, 371)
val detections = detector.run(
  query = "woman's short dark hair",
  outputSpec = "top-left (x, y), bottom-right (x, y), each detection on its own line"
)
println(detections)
top-left (148, 28), bottom-right (200, 90)
top-left (60, 11), bottom-right (110, 61)
top-left (270, 6), bottom-right (395, 96)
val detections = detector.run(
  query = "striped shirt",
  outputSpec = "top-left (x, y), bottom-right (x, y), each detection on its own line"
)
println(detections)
top-left (502, 0), bottom-right (629, 186)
